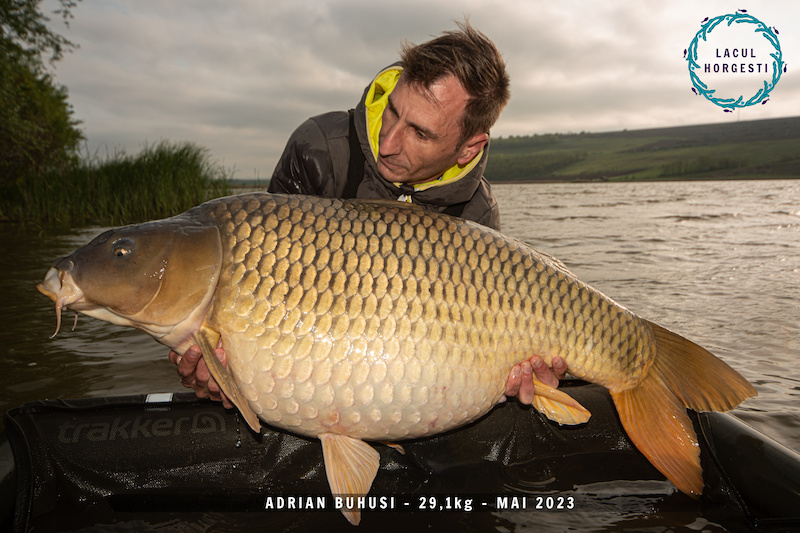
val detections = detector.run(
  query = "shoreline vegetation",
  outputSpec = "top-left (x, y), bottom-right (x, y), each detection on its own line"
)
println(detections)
top-left (4, 116), bottom-right (799, 227)
top-left (1, 141), bottom-right (231, 227)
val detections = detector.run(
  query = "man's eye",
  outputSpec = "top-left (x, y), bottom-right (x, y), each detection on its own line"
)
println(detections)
top-left (415, 129), bottom-right (428, 140)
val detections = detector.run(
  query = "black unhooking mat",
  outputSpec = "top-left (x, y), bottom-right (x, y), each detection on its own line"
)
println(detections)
top-left (3, 381), bottom-right (799, 532)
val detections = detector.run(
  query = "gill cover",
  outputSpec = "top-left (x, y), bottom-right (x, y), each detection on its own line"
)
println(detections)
top-left (65, 218), bottom-right (222, 327)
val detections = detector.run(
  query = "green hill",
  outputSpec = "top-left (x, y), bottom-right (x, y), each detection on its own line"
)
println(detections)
top-left (486, 116), bottom-right (800, 182)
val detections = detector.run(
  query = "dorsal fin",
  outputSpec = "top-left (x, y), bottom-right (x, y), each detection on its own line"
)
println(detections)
top-left (354, 198), bottom-right (426, 211)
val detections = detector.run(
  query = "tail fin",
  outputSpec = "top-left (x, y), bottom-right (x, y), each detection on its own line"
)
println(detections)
top-left (646, 322), bottom-right (757, 412)
top-left (610, 320), bottom-right (757, 497)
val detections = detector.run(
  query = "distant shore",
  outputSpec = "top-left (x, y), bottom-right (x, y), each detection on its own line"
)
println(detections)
top-left (487, 175), bottom-right (800, 185)
top-left (485, 115), bottom-right (800, 183)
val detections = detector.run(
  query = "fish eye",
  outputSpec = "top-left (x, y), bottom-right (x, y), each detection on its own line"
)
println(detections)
top-left (112, 238), bottom-right (134, 258)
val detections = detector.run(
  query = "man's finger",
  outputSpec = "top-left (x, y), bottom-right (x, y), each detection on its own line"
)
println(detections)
top-left (517, 361), bottom-right (535, 405)
top-left (195, 358), bottom-right (211, 386)
top-left (177, 345), bottom-right (201, 379)
top-left (551, 356), bottom-right (567, 381)
top-left (532, 356), bottom-right (559, 389)
top-left (214, 346), bottom-right (227, 365)
top-left (504, 365), bottom-right (522, 399)
top-left (220, 391), bottom-right (234, 410)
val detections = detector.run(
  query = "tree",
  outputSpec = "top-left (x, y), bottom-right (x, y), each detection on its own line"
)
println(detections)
top-left (0, 0), bottom-right (83, 189)
top-left (1, 0), bottom-right (79, 65)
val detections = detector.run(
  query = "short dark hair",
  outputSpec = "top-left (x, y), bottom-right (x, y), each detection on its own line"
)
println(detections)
top-left (400, 21), bottom-right (510, 147)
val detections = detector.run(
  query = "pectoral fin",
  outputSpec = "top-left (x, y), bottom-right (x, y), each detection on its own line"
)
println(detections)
top-left (194, 325), bottom-right (261, 433)
top-left (319, 433), bottom-right (381, 525)
top-left (532, 378), bottom-right (591, 425)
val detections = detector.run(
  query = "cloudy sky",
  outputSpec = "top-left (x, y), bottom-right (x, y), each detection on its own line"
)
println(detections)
top-left (47, 0), bottom-right (799, 179)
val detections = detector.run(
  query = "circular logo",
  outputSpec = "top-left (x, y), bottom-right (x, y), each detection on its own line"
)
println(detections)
top-left (686, 11), bottom-right (784, 111)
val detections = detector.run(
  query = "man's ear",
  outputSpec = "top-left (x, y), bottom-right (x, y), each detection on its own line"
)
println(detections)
top-left (457, 132), bottom-right (489, 166)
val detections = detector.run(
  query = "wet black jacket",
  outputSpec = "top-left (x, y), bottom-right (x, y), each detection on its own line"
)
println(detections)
top-left (268, 67), bottom-right (501, 230)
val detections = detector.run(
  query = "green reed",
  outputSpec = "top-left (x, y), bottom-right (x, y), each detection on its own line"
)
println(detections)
top-left (1, 141), bottom-right (232, 226)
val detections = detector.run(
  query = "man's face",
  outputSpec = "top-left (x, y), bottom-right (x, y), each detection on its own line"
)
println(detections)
top-left (377, 74), bottom-right (487, 185)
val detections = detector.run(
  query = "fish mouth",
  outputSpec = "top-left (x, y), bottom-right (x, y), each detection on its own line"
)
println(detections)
top-left (38, 266), bottom-right (87, 338)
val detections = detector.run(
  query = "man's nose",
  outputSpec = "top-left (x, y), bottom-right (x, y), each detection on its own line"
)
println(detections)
top-left (379, 121), bottom-right (401, 156)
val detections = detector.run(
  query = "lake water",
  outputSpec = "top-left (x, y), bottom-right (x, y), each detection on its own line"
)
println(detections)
top-left (2, 179), bottom-right (799, 530)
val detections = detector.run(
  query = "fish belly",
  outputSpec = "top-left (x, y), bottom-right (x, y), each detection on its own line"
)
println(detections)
top-left (202, 194), bottom-right (654, 441)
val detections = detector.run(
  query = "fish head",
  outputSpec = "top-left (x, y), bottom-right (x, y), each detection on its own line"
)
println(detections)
top-left (38, 217), bottom-right (222, 352)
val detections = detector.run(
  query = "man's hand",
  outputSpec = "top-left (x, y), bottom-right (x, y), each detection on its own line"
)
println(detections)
top-left (501, 356), bottom-right (567, 405)
top-left (169, 345), bottom-right (233, 409)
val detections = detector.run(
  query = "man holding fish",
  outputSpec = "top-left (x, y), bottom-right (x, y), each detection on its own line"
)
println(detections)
top-left (171, 22), bottom-right (567, 404)
top-left (39, 20), bottom-right (756, 526)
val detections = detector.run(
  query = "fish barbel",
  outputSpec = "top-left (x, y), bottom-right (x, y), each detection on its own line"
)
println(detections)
top-left (38, 193), bottom-right (756, 524)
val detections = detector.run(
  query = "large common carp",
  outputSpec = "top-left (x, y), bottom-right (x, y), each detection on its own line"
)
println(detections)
top-left (38, 193), bottom-right (756, 524)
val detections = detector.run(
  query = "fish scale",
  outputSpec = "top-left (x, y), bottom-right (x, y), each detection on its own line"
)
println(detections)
top-left (201, 194), bottom-right (650, 441)
top-left (38, 191), bottom-right (756, 524)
